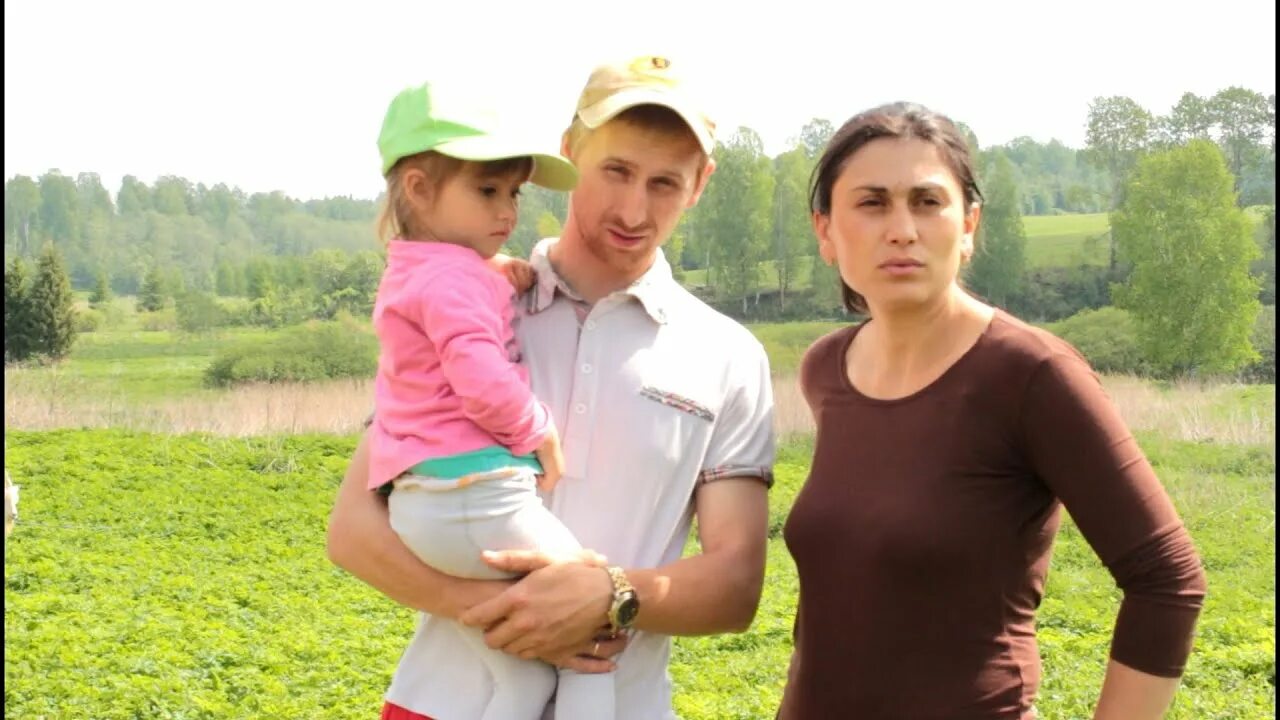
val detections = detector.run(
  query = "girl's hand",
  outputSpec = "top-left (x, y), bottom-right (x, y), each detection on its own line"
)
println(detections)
top-left (534, 429), bottom-right (565, 493)
top-left (488, 253), bottom-right (537, 294)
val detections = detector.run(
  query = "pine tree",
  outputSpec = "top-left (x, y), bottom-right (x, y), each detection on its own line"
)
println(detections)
top-left (4, 257), bottom-right (34, 362)
top-left (26, 244), bottom-right (78, 360)
top-left (137, 266), bottom-right (167, 312)
top-left (89, 270), bottom-right (113, 307)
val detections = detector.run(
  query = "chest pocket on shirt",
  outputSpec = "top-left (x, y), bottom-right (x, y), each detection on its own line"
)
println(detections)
top-left (639, 386), bottom-right (716, 422)
top-left (625, 381), bottom-right (720, 478)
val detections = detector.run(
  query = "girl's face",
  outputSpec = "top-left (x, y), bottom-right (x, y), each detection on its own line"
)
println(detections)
top-left (410, 161), bottom-right (530, 258)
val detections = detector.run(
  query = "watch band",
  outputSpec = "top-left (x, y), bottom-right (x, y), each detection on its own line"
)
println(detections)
top-left (606, 565), bottom-right (634, 595)
top-left (606, 565), bottom-right (638, 631)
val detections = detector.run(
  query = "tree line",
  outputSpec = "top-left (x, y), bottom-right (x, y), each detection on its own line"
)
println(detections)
top-left (4, 86), bottom-right (1275, 376)
top-left (0, 107), bottom-right (1122, 298)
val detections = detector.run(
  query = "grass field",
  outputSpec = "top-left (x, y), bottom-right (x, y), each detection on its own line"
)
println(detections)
top-left (682, 256), bottom-right (819, 295)
top-left (9, 308), bottom-right (844, 405)
top-left (7, 319), bottom-right (1275, 446)
top-left (1021, 212), bottom-right (1111, 267)
top-left (3, 428), bottom-right (1273, 719)
top-left (4, 308), bottom-right (1276, 718)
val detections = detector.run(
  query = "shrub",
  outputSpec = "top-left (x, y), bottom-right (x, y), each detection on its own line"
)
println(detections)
top-left (96, 302), bottom-right (127, 330)
top-left (216, 297), bottom-right (256, 328)
top-left (176, 291), bottom-right (226, 334)
top-left (1047, 306), bottom-right (1150, 376)
top-left (139, 309), bottom-right (179, 332)
top-left (1240, 306), bottom-right (1275, 383)
top-left (249, 290), bottom-right (318, 328)
top-left (204, 318), bottom-right (378, 387)
top-left (75, 309), bottom-right (104, 333)
top-left (1008, 265), bottom-right (1121, 323)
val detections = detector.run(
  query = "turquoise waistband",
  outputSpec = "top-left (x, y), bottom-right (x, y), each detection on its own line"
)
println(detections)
top-left (407, 446), bottom-right (543, 479)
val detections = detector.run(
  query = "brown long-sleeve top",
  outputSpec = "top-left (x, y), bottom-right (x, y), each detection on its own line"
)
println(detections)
top-left (779, 310), bottom-right (1207, 720)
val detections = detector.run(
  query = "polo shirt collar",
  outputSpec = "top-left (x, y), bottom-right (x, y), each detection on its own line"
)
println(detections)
top-left (527, 238), bottom-right (676, 324)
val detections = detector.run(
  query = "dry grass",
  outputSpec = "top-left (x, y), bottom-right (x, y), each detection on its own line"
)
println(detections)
top-left (771, 372), bottom-right (1274, 446)
top-left (5, 370), bottom-right (1273, 446)
top-left (1100, 375), bottom-right (1274, 446)
top-left (4, 376), bottom-right (374, 436)
top-left (772, 374), bottom-right (814, 440)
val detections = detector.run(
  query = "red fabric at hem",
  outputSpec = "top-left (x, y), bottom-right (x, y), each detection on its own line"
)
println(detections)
top-left (381, 701), bottom-right (436, 720)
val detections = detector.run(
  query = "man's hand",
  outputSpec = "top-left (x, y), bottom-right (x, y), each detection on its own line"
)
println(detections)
top-left (458, 552), bottom-right (614, 662)
top-left (541, 632), bottom-right (629, 674)
top-left (482, 548), bottom-right (608, 570)
top-left (487, 253), bottom-right (536, 294)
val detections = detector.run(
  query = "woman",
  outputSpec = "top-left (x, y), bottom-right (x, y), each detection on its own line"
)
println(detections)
top-left (779, 103), bottom-right (1206, 719)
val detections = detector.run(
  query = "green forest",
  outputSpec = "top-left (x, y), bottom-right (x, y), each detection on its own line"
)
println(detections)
top-left (4, 85), bottom-right (1276, 378)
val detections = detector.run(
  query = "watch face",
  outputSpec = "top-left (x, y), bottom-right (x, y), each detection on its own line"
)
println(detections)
top-left (617, 594), bottom-right (640, 627)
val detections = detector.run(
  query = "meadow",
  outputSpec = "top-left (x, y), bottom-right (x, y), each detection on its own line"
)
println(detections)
top-left (680, 212), bottom-right (1115, 294)
top-left (1020, 213), bottom-right (1111, 267)
top-left (3, 310), bottom-right (1276, 719)
top-left (8, 314), bottom-right (1272, 446)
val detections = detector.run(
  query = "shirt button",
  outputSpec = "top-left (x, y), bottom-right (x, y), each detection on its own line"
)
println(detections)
top-left (574, 403), bottom-right (587, 414)
top-left (585, 320), bottom-right (597, 331)
top-left (581, 364), bottom-right (593, 374)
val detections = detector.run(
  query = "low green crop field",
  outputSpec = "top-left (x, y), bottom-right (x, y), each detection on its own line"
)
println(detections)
top-left (4, 430), bottom-right (1273, 719)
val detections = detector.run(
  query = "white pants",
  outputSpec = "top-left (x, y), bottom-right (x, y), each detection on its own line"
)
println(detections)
top-left (388, 467), bottom-right (615, 720)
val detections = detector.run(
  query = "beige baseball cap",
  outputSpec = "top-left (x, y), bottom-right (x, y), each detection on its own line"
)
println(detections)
top-left (574, 55), bottom-right (717, 154)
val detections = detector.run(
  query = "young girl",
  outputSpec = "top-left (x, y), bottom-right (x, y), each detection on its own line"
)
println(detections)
top-left (369, 81), bottom-right (614, 720)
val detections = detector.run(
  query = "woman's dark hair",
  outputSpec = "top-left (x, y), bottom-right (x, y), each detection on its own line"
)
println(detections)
top-left (809, 102), bottom-right (984, 314)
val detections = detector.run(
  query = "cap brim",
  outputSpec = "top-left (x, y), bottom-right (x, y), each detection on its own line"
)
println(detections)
top-left (433, 135), bottom-right (579, 191)
top-left (578, 87), bottom-right (715, 154)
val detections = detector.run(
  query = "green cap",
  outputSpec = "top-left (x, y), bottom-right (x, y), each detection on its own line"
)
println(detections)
top-left (377, 81), bottom-right (578, 191)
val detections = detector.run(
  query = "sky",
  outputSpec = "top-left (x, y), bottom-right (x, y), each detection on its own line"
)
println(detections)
top-left (4, 0), bottom-right (1275, 202)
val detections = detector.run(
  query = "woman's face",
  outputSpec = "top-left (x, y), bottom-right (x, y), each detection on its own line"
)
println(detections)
top-left (814, 137), bottom-right (979, 315)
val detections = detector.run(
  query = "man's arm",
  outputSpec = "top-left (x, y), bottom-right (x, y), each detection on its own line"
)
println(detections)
top-left (630, 477), bottom-right (769, 634)
top-left (627, 340), bottom-right (775, 635)
top-left (461, 476), bottom-right (769, 658)
top-left (460, 334), bottom-right (776, 661)
top-left (325, 428), bottom-right (506, 619)
top-left (327, 429), bottom-right (621, 672)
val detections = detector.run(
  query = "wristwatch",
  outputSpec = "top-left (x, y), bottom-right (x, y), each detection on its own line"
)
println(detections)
top-left (605, 565), bottom-right (640, 632)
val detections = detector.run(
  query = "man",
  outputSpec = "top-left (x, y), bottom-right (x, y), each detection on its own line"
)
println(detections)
top-left (327, 55), bottom-right (776, 720)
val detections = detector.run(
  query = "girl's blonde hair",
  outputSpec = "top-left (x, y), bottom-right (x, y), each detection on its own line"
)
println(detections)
top-left (376, 152), bottom-right (534, 244)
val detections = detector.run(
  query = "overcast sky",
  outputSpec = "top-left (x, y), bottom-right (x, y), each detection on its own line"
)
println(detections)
top-left (5, 0), bottom-right (1275, 201)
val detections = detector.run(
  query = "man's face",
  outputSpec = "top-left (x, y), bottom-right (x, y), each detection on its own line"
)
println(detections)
top-left (567, 119), bottom-right (711, 280)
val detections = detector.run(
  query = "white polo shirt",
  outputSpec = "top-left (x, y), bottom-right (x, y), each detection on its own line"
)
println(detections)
top-left (385, 238), bottom-right (776, 720)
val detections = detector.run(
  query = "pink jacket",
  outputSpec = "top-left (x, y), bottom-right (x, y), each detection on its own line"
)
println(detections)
top-left (368, 240), bottom-right (551, 489)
